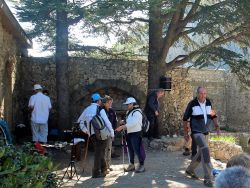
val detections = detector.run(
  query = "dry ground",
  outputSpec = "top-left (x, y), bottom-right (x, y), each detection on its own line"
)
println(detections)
top-left (49, 142), bottom-right (226, 188)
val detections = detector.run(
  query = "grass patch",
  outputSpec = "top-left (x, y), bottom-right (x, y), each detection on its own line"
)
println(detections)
top-left (210, 135), bottom-right (238, 144)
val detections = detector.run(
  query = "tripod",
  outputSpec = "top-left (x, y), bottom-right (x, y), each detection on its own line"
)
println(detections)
top-left (61, 143), bottom-right (80, 181)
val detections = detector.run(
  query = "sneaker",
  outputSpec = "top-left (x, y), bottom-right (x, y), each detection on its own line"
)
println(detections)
top-left (135, 165), bottom-right (145, 173)
top-left (204, 179), bottom-right (213, 187)
top-left (124, 164), bottom-right (135, 172)
top-left (185, 170), bottom-right (199, 179)
top-left (92, 173), bottom-right (106, 178)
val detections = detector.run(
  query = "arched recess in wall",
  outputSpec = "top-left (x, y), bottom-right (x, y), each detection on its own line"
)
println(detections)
top-left (70, 79), bottom-right (147, 121)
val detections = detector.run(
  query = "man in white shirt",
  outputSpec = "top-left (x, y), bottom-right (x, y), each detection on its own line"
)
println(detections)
top-left (77, 93), bottom-right (114, 178)
top-left (28, 84), bottom-right (52, 143)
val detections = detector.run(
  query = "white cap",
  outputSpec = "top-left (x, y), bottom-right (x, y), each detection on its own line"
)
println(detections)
top-left (123, 97), bottom-right (136, 105)
top-left (34, 84), bottom-right (42, 90)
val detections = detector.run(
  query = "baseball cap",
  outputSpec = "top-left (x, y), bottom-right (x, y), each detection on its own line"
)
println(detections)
top-left (34, 84), bottom-right (42, 90)
top-left (123, 97), bottom-right (136, 105)
top-left (91, 93), bottom-right (103, 102)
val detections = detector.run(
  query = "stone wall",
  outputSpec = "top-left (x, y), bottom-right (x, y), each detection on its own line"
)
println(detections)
top-left (149, 136), bottom-right (243, 162)
top-left (225, 75), bottom-right (250, 132)
top-left (209, 140), bottom-right (243, 162)
top-left (0, 15), bottom-right (22, 129)
top-left (19, 57), bottom-right (148, 129)
top-left (160, 68), bottom-right (193, 135)
top-left (17, 57), bottom-right (250, 133)
top-left (189, 69), bottom-right (227, 126)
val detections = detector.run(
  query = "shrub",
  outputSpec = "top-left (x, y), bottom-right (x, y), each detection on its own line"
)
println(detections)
top-left (0, 143), bottom-right (59, 188)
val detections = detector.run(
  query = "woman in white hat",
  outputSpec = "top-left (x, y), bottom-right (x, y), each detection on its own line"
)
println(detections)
top-left (116, 97), bottom-right (145, 173)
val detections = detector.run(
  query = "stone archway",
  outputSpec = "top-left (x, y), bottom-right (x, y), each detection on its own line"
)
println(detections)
top-left (70, 79), bottom-right (147, 122)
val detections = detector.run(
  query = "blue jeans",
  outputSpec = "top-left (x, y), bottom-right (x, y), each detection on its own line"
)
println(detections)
top-left (126, 131), bottom-right (144, 165)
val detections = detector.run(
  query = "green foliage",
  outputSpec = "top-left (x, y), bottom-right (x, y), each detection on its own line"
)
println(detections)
top-left (0, 143), bottom-right (59, 188)
top-left (210, 135), bottom-right (238, 144)
top-left (12, 0), bottom-right (87, 50)
top-left (228, 59), bottom-right (250, 86)
top-left (13, 0), bottom-right (250, 68)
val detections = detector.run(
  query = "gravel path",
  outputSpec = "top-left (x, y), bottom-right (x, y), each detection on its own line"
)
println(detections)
top-left (52, 144), bottom-right (226, 188)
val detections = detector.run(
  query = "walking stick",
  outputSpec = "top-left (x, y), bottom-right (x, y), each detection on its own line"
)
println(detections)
top-left (121, 131), bottom-right (125, 170)
top-left (82, 135), bottom-right (90, 173)
top-left (121, 131), bottom-right (130, 172)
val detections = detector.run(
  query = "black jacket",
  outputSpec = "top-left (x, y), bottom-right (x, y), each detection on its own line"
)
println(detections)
top-left (144, 91), bottom-right (159, 117)
top-left (183, 98), bottom-right (215, 134)
top-left (104, 108), bottom-right (118, 130)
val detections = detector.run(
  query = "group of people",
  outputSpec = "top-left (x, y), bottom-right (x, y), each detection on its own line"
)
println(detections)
top-left (27, 83), bottom-right (249, 187)
top-left (78, 93), bottom-right (150, 178)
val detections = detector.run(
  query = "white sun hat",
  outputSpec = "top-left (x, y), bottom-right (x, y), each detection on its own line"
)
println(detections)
top-left (123, 97), bottom-right (137, 105)
top-left (34, 84), bottom-right (43, 90)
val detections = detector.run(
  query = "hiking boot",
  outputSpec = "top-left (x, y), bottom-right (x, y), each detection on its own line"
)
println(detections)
top-left (182, 148), bottom-right (191, 156)
top-left (204, 179), bottom-right (213, 187)
top-left (92, 173), bottom-right (106, 178)
top-left (185, 170), bottom-right (199, 179)
top-left (135, 165), bottom-right (145, 173)
top-left (124, 164), bottom-right (135, 172)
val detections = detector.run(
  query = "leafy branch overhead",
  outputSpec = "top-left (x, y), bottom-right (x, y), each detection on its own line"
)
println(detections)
top-left (13, 0), bottom-right (250, 71)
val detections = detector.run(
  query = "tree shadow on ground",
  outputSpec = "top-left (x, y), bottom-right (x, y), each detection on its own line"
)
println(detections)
top-left (51, 144), bottom-right (212, 188)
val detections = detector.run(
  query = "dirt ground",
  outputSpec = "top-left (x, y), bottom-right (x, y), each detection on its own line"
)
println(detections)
top-left (49, 140), bottom-right (226, 188)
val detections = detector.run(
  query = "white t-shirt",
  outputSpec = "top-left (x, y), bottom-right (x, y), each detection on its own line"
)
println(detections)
top-left (198, 101), bottom-right (207, 124)
top-left (28, 92), bottom-right (52, 124)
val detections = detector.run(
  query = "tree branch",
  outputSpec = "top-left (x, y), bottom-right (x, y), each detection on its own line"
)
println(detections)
top-left (68, 44), bottom-right (146, 57)
top-left (113, 17), bottom-right (149, 24)
top-left (166, 28), bottom-right (244, 70)
top-left (160, 0), bottom-right (189, 62)
top-left (68, 15), bottom-right (84, 25)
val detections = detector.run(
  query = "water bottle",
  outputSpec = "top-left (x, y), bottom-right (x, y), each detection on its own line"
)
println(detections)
top-left (212, 169), bottom-right (221, 177)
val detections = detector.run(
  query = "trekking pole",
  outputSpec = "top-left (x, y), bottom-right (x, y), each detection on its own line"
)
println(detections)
top-left (82, 135), bottom-right (90, 173)
top-left (121, 131), bottom-right (125, 170)
top-left (122, 131), bottom-right (130, 164)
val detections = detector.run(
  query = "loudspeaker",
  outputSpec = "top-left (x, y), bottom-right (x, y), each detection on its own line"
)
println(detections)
top-left (159, 76), bottom-right (171, 90)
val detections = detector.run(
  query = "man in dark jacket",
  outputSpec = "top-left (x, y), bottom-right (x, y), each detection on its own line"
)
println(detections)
top-left (183, 86), bottom-right (220, 187)
top-left (144, 88), bottom-right (165, 141)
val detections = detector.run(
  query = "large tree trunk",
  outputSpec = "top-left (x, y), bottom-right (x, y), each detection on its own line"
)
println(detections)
top-left (148, 0), bottom-right (173, 135)
top-left (148, 0), bottom-right (166, 90)
top-left (56, 0), bottom-right (69, 130)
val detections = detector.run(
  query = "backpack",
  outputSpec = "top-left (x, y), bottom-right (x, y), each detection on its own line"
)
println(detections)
top-left (132, 109), bottom-right (150, 133)
top-left (90, 107), bottom-right (111, 140)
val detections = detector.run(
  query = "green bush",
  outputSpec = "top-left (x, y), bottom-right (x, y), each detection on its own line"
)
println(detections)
top-left (210, 135), bottom-right (238, 144)
top-left (0, 143), bottom-right (59, 188)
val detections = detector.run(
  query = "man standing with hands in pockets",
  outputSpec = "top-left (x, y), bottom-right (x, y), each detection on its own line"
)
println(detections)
top-left (183, 86), bottom-right (221, 187)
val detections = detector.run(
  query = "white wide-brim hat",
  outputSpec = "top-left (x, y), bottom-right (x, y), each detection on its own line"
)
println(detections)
top-left (123, 97), bottom-right (136, 105)
top-left (34, 84), bottom-right (42, 90)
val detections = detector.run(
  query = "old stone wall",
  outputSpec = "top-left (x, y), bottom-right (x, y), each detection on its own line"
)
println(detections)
top-left (0, 15), bottom-right (22, 130)
top-left (225, 75), bottom-right (250, 132)
top-left (189, 69), bottom-right (227, 126)
top-left (17, 57), bottom-right (250, 133)
top-left (19, 57), bottom-right (148, 129)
